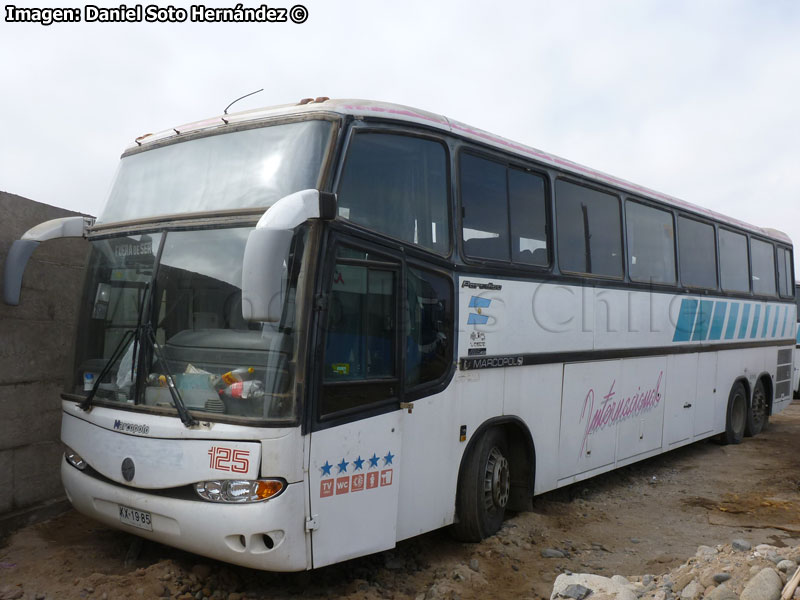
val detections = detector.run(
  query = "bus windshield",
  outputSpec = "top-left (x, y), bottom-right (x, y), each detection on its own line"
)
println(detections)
top-left (72, 226), bottom-right (307, 423)
top-left (97, 119), bottom-right (333, 224)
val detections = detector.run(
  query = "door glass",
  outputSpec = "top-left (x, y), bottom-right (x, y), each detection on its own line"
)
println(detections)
top-left (406, 267), bottom-right (453, 387)
top-left (321, 246), bottom-right (398, 416)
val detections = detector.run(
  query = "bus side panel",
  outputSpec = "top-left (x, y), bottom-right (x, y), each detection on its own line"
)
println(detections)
top-left (616, 356), bottom-right (667, 462)
top-left (663, 354), bottom-right (697, 447)
top-left (693, 352), bottom-right (717, 437)
top-left (557, 360), bottom-right (622, 480)
top-left (396, 385), bottom-right (473, 542)
top-left (503, 363), bottom-right (564, 495)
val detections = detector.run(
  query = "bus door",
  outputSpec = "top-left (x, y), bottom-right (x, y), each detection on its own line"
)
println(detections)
top-left (308, 239), bottom-right (403, 567)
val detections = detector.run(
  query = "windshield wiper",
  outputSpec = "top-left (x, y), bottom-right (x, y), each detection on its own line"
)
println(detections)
top-left (80, 329), bottom-right (135, 411)
top-left (145, 324), bottom-right (197, 428)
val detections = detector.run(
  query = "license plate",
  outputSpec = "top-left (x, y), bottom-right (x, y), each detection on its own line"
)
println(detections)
top-left (118, 505), bottom-right (153, 531)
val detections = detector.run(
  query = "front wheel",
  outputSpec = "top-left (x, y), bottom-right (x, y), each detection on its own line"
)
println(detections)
top-left (719, 381), bottom-right (747, 445)
top-left (451, 428), bottom-right (510, 542)
top-left (745, 379), bottom-right (769, 437)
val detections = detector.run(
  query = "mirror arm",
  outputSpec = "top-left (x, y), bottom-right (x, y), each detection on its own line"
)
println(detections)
top-left (3, 215), bottom-right (94, 306)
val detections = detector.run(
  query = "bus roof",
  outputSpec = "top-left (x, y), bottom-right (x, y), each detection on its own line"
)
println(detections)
top-left (130, 98), bottom-right (791, 245)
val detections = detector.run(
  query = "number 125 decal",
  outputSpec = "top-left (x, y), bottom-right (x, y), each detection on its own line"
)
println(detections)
top-left (208, 446), bottom-right (250, 473)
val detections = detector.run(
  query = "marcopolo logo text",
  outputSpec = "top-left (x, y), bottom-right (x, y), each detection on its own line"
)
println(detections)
top-left (113, 419), bottom-right (150, 435)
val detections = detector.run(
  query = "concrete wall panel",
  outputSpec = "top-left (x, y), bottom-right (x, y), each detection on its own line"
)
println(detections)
top-left (0, 191), bottom-right (91, 519)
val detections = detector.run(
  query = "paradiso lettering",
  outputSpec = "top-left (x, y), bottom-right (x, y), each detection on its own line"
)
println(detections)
top-left (579, 372), bottom-right (663, 457)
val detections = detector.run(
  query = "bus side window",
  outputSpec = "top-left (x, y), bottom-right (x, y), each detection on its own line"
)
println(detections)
top-left (719, 229), bottom-right (750, 293)
top-left (777, 247), bottom-right (794, 298)
top-left (556, 180), bottom-right (623, 278)
top-left (336, 133), bottom-right (449, 254)
top-left (509, 168), bottom-right (548, 266)
top-left (678, 216), bottom-right (718, 290)
top-left (460, 153), bottom-right (510, 261)
top-left (751, 238), bottom-right (777, 296)
top-left (626, 200), bottom-right (676, 285)
top-left (406, 267), bottom-right (453, 388)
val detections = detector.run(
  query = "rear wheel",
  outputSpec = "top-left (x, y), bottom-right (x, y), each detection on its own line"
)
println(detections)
top-left (745, 379), bottom-right (769, 437)
top-left (719, 382), bottom-right (746, 445)
top-left (451, 428), bottom-right (510, 542)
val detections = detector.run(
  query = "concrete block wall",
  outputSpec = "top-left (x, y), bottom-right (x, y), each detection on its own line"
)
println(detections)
top-left (0, 191), bottom-right (90, 521)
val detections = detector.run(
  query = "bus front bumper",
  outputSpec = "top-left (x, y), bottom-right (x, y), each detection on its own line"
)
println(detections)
top-left (61, 458), bottom-right (309, 571)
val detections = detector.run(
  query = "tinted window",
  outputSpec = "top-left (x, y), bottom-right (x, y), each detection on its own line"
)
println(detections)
top-left (460, 154), bottom-right (509, 261)
top-left (556, 180), bottom-right (623, 277)
top-left (678, 217), bottom-right (717, 289)
top-left (337, 133), bottom-right (449, 253)
top-left (795, 285), bottom-right (800, 315)
top-left (626, 200), bottom-right (675, 284)
top-left (406, 267), bottom-right (453, 388)
top-left (321, 247), bottom-right (398, 416)
top-left (751, 239), bottom-right (776, 296)
top-left (778, 247), bottom-right (794, 298)
top-left (719, 229), bottom-right (750, 292)
top-left (509, 168), bottom-right (548, 266)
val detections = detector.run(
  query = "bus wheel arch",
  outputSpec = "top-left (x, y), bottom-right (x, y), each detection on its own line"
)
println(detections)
top-left (451, 417), bottom-right (535, 542)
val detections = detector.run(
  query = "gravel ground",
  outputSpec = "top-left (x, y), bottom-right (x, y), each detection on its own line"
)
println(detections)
top-left (2, 401), bottom-right (800, 600)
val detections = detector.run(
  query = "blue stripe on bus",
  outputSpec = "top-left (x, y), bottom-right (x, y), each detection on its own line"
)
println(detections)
top-left (797, 325), bottom-right (800, 344)
top-left (762, 305), bottom-right (772, 338)
top-left (738, 304), bottom-right (751, 339)
top-left (468, 296), bottom-right (491, 308)
top-left (692, 300), bottom-right (714, 341)
top-left (467, 313), bottom-right (489, 325)
top-left (772, 306), bottom-right (780, 337)
top-left (724, 302), bottom-right (739, 340)
top-left (673, 298), bottom-right (699, 342)
top-left (708, 301), bottom-right (727, 340)
top-left (780, 306), bottom-right (788, 337)
top-left (750, 305), bottom-right (761, 338)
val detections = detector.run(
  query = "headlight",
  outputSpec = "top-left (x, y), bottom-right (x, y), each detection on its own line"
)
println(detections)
top-left (65, 447), bottom-right (87, 471)
top-left (194, 479), bottom-right (285, 503)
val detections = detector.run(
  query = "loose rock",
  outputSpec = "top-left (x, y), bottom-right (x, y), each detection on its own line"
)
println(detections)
top-left (550, 574), bottom-right (637, 600)
top-left (559, 584), bottom-right (591, 600)
top-left (778, 559), bottom-right (798, 573)
top-left (740, 567), bottom-right (782, 600)
top-left (706, 584), bottom-right (738, 600)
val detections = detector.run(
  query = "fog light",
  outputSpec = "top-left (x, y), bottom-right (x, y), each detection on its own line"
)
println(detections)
top-left (194, 479), bottom-right (284, 503)
top-left (65, 447), bottom-right (86, 471)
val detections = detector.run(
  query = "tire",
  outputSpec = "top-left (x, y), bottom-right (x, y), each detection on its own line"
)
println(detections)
top-left (719, 382), bottom-right (747, 445)
top-left (451, 428), bottom-right (511, 542)
top-left (745, 379), bottom-right (769, 437)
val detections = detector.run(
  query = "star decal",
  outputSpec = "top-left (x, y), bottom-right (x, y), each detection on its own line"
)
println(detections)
top-left (368, 453), bottom-right (380, 468)
top-left (337, 458), bottom-right (349, 473)
top-left (353, 456), bottom-right (365, 470)
top-left (384, 451), bottom-right (395, 465)
top-left (321, 461), bottom-right (332, 476)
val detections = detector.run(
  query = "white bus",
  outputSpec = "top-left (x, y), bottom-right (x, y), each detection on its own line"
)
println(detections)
top-left (4, 99), bottom-right (796, 570)
top-left (794, 284), bottom-right (800, 397)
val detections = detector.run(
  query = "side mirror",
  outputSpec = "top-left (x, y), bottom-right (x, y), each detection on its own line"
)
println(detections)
top-left (3, 215), bottom-right (94, 305)
top-left (242, 189), bottom-right (335, 322)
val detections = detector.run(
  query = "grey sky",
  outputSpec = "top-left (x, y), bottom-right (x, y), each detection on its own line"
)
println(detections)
top-left (1, 0), bottom-right (799, 269)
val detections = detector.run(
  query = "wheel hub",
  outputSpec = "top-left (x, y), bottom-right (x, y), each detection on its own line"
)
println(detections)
top-left (484, 447), bottom-right (510, 511)
top-left (752, 388), bottom-right (766, 427)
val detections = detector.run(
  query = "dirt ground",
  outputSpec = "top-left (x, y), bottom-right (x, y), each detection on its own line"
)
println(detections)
top-left (3, 401), bottom-right (800, 600)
